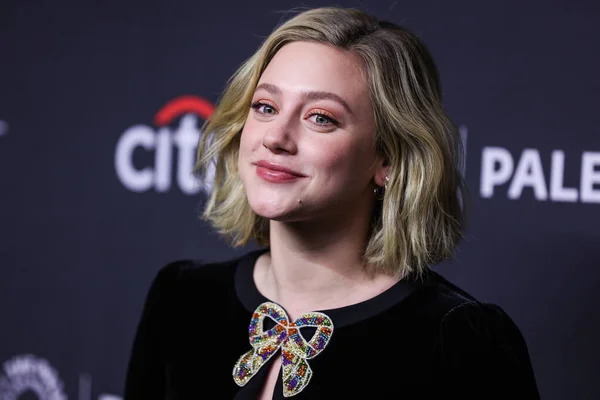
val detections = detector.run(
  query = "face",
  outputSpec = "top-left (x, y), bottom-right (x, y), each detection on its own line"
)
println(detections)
top-left (238, 41), bottom-right (386, 222)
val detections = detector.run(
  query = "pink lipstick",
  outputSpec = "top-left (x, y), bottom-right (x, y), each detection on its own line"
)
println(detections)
top-left (255, 161), bottom-right (305, 183)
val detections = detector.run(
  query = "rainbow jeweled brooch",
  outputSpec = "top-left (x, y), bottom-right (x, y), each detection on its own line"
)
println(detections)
top-left (232, 301), bottom-right (334, 397)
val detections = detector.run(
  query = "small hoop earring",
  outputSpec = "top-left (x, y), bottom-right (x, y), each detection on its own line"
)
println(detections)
top-left (373, 176), bottom-right (389, 200)
top-left (374, 186), bottom-right (385, 200)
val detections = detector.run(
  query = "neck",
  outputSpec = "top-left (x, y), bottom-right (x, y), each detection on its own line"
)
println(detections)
top-left (254, 203), bottom-right (399, 320)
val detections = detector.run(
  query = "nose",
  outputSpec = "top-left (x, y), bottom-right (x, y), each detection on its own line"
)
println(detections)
top-left (262, 115), bottom-right (298, 155)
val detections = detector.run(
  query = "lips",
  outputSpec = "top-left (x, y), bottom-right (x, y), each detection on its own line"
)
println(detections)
top-left (254, 160), bottom-right (306, 183)
top-left (255, 161), bottom-right (305, 177)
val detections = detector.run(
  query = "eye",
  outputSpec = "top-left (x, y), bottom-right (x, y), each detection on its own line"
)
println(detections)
top-left (306, 111), bottom-right (338, 126)
top-left (250, 101), bottom-right (277, 115)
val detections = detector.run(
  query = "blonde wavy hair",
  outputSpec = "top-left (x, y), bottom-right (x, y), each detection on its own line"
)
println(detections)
top-left (194, 6), bottom-right (468, 277)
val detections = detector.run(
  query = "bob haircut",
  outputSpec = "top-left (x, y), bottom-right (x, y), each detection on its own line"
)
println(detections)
top-left (194, 6), bottom-right (468, 278)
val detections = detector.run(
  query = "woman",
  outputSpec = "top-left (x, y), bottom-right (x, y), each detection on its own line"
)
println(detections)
top-left (124, 6), bottom-right (540, 399)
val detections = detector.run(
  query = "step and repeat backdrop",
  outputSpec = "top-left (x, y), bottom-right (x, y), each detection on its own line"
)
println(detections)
top-left (1, 0), bottom-right (598, 399)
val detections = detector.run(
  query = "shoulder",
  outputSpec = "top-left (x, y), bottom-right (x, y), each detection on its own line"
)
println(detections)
top-left (404, 271), bottom-right (535, 365)
top-left (441, 299), bottom-right (516, 331)
top-left (412, 271), bottom-right (528, 348)
top-left (436, 301), bottom-right (539, 396)
top-left (148, 251), bottom-right (251, 291)
top-left (437, 299), bottom-right (528, 354)
top-left (142, 250), bottom-right (259, 309)
top-left (417, 273), bottom-right (526, 346)
top-left (402, 270), bottom-right (480, 323)
top-left (414, 273), bottom-right (540, 396)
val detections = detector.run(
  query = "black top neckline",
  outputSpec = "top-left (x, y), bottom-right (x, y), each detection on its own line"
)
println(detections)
top-left (234, 247), bottom-right (425, 328)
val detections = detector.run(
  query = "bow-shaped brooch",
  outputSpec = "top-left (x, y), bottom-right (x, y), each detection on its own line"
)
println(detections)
top-left (232, 302), bottom-right (334, 397)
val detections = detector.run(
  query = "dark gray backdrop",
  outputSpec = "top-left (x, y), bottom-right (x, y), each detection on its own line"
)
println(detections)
top-left (1, 0), bottom-right (598, 399)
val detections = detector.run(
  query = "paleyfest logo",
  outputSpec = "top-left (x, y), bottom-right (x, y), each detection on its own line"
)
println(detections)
top-left (463, 127), bottom-right (599, 204)
top-left (0, 354), bottom-right (66, 400)
top-left (115, 95), bottom-right (215, 195)
top-left (479, 146), bottom-right (600, 203)
top-left (0, 354), bottom-right (121, 400)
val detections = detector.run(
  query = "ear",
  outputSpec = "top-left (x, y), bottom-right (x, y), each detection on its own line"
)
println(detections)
top-left (373, 157), bottom-right (390, 187)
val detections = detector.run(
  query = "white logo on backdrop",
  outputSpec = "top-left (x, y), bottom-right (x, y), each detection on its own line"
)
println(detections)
top-left (458, 125), bottom-right (600, 204)
top-left (115, 114), bottom-right (203, 194)
top-left (0, 120), bottom-right (8, 137)
top-left (115, 96), bottom-right (215, 195)
top-left (0, 354), bottom-right (123, 400)
top-left (0, 354), bottom-right (66, 400)
top-left (480, 147), bottom-right (600, 203)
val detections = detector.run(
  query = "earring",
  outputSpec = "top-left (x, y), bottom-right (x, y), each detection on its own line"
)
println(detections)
top-left (373, 176), bottom-right (389, 200)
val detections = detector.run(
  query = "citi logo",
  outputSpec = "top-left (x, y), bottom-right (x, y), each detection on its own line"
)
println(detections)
top-left (115, 96), bottom-right (215, 195)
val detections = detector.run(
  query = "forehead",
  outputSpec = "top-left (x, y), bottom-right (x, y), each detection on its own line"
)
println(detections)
top-left (257, 41), bottom-right (368, 100)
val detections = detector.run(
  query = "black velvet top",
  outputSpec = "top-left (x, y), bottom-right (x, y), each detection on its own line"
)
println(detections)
top-left (123, 248), bottom-right (540, 399)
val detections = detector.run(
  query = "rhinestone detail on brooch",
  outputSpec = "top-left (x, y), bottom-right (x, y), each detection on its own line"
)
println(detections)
top-left (232, 302), bottom-right (334, 397)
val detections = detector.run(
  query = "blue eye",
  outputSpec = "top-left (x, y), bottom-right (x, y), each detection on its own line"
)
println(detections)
top-left (250, 101), bottom-right (277, 115)
top-left (306, 111), bottom-right (338, 126)
top-left (309, 113), bottom-right (337, 125)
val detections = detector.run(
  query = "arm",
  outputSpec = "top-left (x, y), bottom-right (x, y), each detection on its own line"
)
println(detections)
top-left (123, 262), bottom-right (183, 400)
top-left (435, 301), bottom-right (540, 398)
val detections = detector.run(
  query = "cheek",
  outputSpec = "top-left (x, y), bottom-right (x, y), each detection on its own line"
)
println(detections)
top-left (310, 140), bottom-right (358, 181)
top-left (315, 139), bottom-right (374, 172)
top-left (239, 122), bottom-right (259, 154)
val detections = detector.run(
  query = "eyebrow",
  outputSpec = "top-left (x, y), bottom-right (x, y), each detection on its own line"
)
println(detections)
top-left (254, 83), bottom-right (354, 115)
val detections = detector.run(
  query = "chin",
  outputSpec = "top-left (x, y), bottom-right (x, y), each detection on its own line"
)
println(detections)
top-left (246, 195), bottom-right (305, 222)
top-left (248, 199), bottom-right (290, 220)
